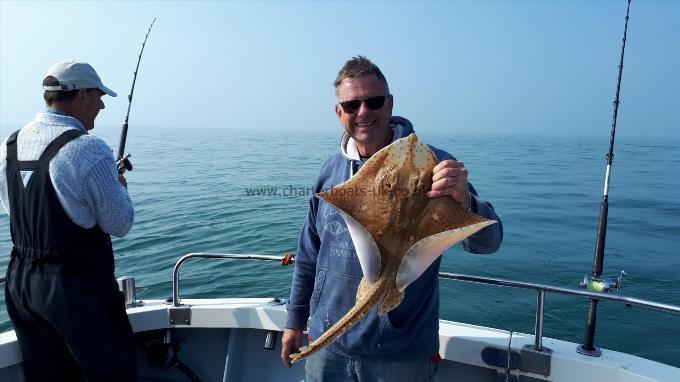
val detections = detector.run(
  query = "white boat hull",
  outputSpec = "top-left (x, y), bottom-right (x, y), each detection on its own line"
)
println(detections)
top-left (1, 298), bottom-right (678, 381)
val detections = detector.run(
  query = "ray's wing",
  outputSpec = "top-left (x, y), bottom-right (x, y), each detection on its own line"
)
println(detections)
top-left (336, 210), bottom-right (381, 283)
top-left (396, 220), bottom-right (497, 292)
top-left (315, 143), bottom-right (396, 282)
top-left (394, 181), bottom-right (498, 292)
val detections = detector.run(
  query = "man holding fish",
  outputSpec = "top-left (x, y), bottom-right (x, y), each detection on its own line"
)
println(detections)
top-left (282, 56), bottom-right (503, 381)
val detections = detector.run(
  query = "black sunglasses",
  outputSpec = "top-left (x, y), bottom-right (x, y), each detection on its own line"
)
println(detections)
top-left (339, 95), bottom-right (388, 114)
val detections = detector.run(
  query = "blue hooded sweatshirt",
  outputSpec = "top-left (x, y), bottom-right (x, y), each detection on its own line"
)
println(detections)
top-left (286, 116), bottom-right (503, 361)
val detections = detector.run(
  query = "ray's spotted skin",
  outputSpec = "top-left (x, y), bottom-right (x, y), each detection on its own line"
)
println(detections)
top-left (290, 134), bottom-right (496, 363)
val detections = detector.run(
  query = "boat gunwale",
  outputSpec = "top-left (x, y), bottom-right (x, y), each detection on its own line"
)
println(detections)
top-left (171, 252), bottom-right (680, 356)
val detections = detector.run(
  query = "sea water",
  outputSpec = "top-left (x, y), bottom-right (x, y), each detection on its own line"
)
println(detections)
top-left (1, 125), bottom-right (678, 367)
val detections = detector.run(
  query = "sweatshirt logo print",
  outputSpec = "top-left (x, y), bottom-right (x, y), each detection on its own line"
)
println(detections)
top-left (20, 171), bottom-right (33, 187)
top-left (323, 204), bottom-right (338, 218)
top-left (324, 221), bottom-right (347, 236)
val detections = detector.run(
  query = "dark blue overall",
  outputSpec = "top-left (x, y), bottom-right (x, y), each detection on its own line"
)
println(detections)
top-left (4, 130), bottom-right (137, 381)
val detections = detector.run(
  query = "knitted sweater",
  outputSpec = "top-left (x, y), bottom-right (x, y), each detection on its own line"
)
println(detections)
top-left (0, 111), bottom-right (133, 237)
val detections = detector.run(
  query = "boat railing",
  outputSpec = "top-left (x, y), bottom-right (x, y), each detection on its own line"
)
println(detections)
top-left (170, 253), bottom-right (680, 354)
top-left (437, 272), bottom-right (680, 352)
top-left (172, 253), bottom-right (291, 307)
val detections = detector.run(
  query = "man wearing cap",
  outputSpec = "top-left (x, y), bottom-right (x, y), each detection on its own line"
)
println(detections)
top-left (0, 60), bottom-right (136, 381)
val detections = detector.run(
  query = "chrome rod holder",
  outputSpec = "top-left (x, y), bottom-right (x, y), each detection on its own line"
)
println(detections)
top-left (117, 276), bottom-right (138, 307)
top-left (534, 290), bottom-right (545, 351)
top-left (264, 330), bottom-right (278, 350)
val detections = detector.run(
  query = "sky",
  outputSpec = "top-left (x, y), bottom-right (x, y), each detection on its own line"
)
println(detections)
top-left (0, 0), bottom-right (678, 138)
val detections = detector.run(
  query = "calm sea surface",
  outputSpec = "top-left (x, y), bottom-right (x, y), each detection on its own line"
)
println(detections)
top-left (1, 126), bottom-right (679, 367)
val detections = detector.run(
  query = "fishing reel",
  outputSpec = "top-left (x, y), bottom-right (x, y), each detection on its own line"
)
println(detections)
top-left (117, 153), bottom-right (133, 173)
top-left (579, 270), bottom-right (626, 293)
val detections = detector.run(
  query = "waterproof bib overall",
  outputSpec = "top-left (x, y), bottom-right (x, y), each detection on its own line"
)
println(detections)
top-left (4, 129), bottom-right (137, 381)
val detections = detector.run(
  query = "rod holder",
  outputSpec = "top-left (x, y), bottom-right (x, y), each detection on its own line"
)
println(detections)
top-left (117, 276), bottom-right (138, 307)
top-left (534, 290), bottom-right (545, 351)
top-left (264, 330), bottom-right (278, 350)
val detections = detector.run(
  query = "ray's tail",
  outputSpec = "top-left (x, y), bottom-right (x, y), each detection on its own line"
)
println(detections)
top-left (289, 276), bottom-right (389, 363)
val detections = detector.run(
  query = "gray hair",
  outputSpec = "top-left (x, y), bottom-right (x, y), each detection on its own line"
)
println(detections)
top-left (334, 55), bottom-right (389, 97)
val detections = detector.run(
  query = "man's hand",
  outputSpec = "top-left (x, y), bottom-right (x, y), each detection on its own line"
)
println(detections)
top-left (281, 328), bottom-right (303, 368)
top-left (118, 173), bottom-right (128, 189)
top-left (426, 159), bottom-right (470, 209)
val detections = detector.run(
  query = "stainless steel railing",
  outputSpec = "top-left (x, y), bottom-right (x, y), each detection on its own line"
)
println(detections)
top-left (172, 253), bottom-right (291, 307)
top-left (170, 253), bottom-right (680, 352)
top-left (438, 272), bottom-right (680, 351)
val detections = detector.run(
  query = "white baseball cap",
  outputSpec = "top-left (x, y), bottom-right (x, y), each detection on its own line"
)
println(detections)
top-left (43, 60), bottom-right (117, 97)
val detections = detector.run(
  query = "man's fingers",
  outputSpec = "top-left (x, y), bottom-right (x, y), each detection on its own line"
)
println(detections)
top-left (432, 164), bottom-right (467, 184)
top-left (281, 342), bottom-right (297, 368)
top-left (281, 347), bottom-right (293, 368)
top-left (427, 185), bottom-right (468, 201)
top-left (431, 176), bottom-right (465, 191)
top-left (433, 159), bottom-right (464, 174)
top-left (281, 329), bottom-right (303, 368)
top-left (432, 167), bottom-right (459, 183)
top-left (426, 189), bottom-right (447, 198)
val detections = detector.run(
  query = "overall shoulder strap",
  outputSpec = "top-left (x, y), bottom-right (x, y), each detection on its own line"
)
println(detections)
top-left (6, 129), bottom-right (21, 162)
top-left (6, 130), bottom-right (41, 169)
top-left (38, 129), bottom-right (85, 162)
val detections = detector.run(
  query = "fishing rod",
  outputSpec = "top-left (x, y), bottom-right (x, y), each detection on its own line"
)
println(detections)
top-left (577, 0), bottom-right (631, 357)
top-left (117, 17), bottom-right (156, 173)
top-left (0, 23), bottom-right (151, 284)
